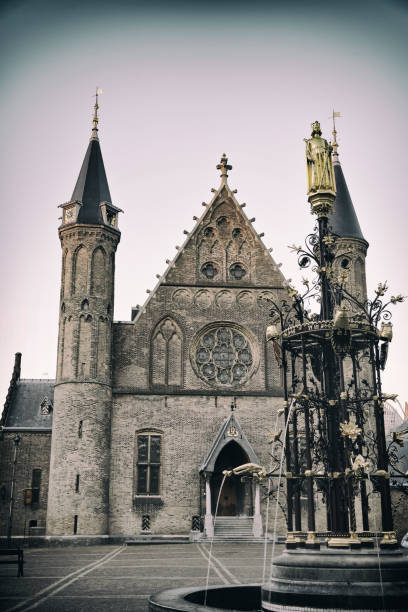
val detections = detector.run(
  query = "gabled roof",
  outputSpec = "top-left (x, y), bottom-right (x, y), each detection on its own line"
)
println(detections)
top-left (133, 154), bottom-right (288, 322)
top-left (2, 379), bottom-right (54, 430)
top-left (328, 159), bottom-right (367, 244)
top-left (200, 411), bottom-right (259, 473)
top-left (71, 138), bottom-right (112, 225)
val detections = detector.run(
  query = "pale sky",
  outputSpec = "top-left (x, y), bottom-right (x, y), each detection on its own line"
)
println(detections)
top-left (1, 0), bottom-right (407, 416)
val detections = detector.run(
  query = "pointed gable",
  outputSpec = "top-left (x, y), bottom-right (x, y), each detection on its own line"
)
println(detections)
top-left (164, 182), bottom-right (286, 288)
top-left (132, 155), bottom-right (290, 331)
top-left (121, 155), bottom-right (288, 394)
top-left (136, 157), bottom-right (288, 323)
top-left (200, 411), bottom-right (259, 473)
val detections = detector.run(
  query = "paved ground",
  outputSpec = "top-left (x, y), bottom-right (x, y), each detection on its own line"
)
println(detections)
top-left (0, 542), bottom-right (283, 611)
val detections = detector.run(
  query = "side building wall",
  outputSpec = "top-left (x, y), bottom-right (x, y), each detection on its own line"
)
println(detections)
top-left (0, 432), bottom-right (51, 537)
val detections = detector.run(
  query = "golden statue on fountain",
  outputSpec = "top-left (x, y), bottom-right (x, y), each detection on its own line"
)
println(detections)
top-left (305, 121), bottom-right (336, 196)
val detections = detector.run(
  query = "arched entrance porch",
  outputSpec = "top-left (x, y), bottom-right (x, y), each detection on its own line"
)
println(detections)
top-left (211, 441), bottom-right (251, 516)
top-left (200, 411), bottom-right (263, 538)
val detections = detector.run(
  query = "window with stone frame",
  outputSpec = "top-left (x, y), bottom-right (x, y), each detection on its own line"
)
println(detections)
top-left (136, 433), bottom-right (161, 496)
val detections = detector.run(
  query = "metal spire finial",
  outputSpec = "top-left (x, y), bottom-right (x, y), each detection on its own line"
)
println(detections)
top-left (331, 110), bottom-right (341, 164)
top-left (91, 87), bottom-right (102, 141)
top-left (216, 153), bottom-right (232, 185)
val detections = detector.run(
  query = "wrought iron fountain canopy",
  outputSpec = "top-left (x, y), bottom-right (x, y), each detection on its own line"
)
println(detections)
top-left (148, 121), bottom-right (408, 612)
top-left (262, 121), bottom-right (406, 550)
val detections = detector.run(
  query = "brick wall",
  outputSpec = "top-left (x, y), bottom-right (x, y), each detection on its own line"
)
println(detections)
top-left (0, 432), bottom-right (51, 536)
top-left (109, 394), bottom-right (286, 535)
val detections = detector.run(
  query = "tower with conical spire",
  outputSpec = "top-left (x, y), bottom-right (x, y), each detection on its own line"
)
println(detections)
top-left (46, 92), bottom-right (122, 535)
top-left (329, 115), bottom-right (368, 302)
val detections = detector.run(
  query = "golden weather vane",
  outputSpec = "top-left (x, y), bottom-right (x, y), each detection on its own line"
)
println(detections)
top-left (330, 110), bottom-right (341, 159)
top-left (91, 87), bottom-right (103, 140)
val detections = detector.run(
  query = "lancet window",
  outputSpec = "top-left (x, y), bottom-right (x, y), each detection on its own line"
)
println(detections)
top-left (151, 318), bottom-right (183, 387)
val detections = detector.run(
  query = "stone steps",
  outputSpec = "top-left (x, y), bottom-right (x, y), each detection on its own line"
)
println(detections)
top-left (212, 516), bottom-right (255, 539)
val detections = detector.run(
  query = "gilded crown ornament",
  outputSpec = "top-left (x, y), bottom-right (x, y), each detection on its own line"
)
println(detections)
top-left (311, 121), bottom-right (322, 135)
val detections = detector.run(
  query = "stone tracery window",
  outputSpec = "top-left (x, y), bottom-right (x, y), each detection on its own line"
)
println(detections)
top-left (192, 324), bottom-right (256, 386)
top-left (230, 263), bottom-right (246, 280)
top-left (201, 262), bottom-right (218, 280)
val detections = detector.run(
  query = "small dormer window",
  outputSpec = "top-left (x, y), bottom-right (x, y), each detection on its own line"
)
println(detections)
top-left (60, 200), bottom-right (81, 225)
top-left (100, 201), bottom-right (122, 228)
top-left (40, 397), bottom-right (53, 415)
top-left (107, 211), bottom-right (117, 227)
top-left (64, 206), bottom-right (75, 223)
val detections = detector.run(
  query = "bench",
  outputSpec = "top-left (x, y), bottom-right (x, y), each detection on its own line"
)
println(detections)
top-left (0, 548), bottom-right (24, 576)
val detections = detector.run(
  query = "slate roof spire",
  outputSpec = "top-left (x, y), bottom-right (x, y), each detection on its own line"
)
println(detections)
top-left (328, 118), bottom-right (367, 244)
top-left (71, 89), bottom-right (112, 225)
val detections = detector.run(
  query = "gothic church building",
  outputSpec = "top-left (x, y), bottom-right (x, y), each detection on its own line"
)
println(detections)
top-left (0, 110), bottom-right (367, 540)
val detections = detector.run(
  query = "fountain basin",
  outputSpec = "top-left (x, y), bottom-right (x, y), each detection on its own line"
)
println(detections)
top-left (149, 584), bottom-right (260, 612)
top-left (149, 548), bottom-right (408, 612)
top-left (262, 547), bottom-right (408, 610)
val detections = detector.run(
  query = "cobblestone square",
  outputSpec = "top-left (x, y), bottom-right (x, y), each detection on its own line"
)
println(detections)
top-left (0, 542), bottom-right (281, 612)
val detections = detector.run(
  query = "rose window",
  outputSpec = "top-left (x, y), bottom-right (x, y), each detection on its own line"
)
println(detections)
top-left (191, 324), bottom-right (256, 386)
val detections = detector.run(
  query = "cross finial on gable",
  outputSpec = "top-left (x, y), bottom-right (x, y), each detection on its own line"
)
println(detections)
top-left (216, 153), bottom-right (232, 185)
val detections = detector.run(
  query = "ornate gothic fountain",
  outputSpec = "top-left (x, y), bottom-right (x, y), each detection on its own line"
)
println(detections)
top-left (149, 122), bottom-right (408, 612)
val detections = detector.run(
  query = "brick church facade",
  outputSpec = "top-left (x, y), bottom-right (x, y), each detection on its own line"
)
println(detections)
top-left (0, 107), bottom-right (374, 541)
